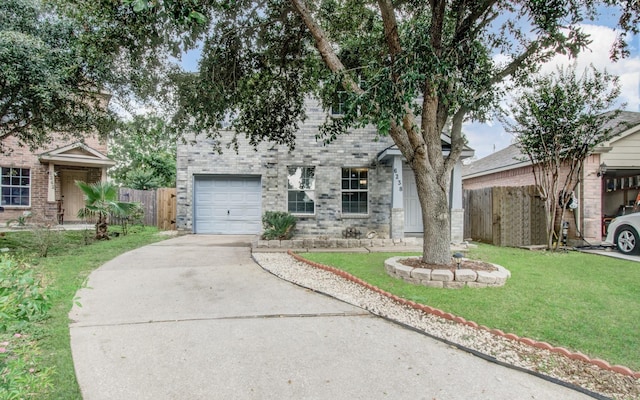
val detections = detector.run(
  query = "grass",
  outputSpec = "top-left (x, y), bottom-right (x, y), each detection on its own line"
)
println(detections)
top-left (0, 225), bottom-right (169, 399)
top-left (300, 244), bottom-right (640, 371)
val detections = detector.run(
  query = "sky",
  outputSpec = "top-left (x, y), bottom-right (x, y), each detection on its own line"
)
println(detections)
top-left (466, 23), bottom-right (640, 160)
top-left (179, 13), bottom-right (639, 162)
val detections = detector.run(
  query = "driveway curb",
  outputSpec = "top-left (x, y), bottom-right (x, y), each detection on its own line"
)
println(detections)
top-left (287, 250), bottom-right (640, 380)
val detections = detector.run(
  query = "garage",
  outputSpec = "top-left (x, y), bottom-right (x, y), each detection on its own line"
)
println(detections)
top-left (193, 176), bottom-right (262, 234)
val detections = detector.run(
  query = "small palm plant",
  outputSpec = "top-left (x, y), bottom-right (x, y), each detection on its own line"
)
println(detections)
top-left (76, 181), bottom-right (138, 240)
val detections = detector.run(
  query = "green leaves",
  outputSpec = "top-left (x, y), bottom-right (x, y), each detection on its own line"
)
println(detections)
top-left (108, 115), bottom-right (176, 189)
top-left (0, 0), bottom-right (116, 151)
top-left (75, 181), bottom-right (141, 239)
top-left (505, 64), bottom-right (622, 165)
top-left (0, 255), bottom-right (51, 329)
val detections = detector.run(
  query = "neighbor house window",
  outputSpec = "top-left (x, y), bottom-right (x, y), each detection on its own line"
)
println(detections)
top-left (1, 167), bottom-right (30, 207)
top-left (288, 166), bottom-right (315, 214)
top-left (342, 168), bottom-right (368, 214)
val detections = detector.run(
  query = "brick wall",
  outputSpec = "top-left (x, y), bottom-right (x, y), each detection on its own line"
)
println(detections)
top-left (462, 165), bottom-right (536, 190)
top-left (1, 133), bottom-right (107, 224)
top-left (176, 98), bottom-right (397, 237)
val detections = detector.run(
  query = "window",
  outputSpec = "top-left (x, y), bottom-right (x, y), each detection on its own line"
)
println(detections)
top-left (342, 168), bottom-right (368, 214)
top-left (287, 166), bottom-right (315, 214)
top-left (331, 91), bottom-right (347, 116)
top-left (1, 167), bottom-right (30, 207)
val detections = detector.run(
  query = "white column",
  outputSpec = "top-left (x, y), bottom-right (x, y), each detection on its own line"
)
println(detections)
top-left (101, 167), bottom-right (107, 182)
top-left (47, 163), bottom-right (56, 202)
top-left (450, 160), bottom-right (464, 243)
top-left (391, 156), bottom-right (405, 239)
top-left (392, 156), bottom-right (403, 208)
top-left (450, 161), bottom-right (463, 209)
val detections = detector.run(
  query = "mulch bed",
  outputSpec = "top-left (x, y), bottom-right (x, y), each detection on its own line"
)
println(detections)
top-left (399, 257), bottom-right (498, 273)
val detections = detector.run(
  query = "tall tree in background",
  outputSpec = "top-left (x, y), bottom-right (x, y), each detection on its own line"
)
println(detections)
top-left (57, 0), bottom-right (639, 265)
top-left (109, 115), bottom-right (177, 190)
top-left (503, 65), bottom-right (622, 249)
top-left (0, 0), bottom-right (115, 151)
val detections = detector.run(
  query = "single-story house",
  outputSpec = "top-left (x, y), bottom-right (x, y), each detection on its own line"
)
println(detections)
top-left (0, 134), bottom-right (114, 225)
top-left (175, 98), bottom-right (475, 241)
top-left (462, 111), bottom-right (640, 244)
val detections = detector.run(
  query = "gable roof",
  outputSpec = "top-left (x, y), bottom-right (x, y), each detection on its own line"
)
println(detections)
top-left (39, 141), bottom-right (115, 167)
top-left (462, 144), bottom-right (528, 179)
top-left (596, 111), bottom-right (640, 148)
top-left (377, 134), bottom-right (475, 162)
top-left (463, 110), bottom-right (640, 179)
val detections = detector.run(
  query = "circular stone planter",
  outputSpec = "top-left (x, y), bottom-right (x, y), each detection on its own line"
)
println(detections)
top-left (384, 256), bottom-right (511, 289)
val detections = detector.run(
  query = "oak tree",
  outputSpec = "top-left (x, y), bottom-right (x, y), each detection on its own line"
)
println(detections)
top-left (58, 0), bottom-right (639, 264)
top-left (0, 0), bottom-right (115, 151)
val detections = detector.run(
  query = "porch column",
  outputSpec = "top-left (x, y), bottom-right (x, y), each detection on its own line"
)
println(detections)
top-left (101, 167), bottom-right (107, 182)
top-left (450, 160), bottom-right (464, 243)
top-left (391, 156), bottom-right (404, 239)
top-left (47, 163), bottom-right (56, 202)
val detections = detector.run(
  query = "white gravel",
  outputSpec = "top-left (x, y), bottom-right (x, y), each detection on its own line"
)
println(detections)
top-left (253, 252), bottom-right (640, 400)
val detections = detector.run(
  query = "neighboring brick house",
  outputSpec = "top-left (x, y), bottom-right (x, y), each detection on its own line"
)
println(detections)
top-left (1, 134), bottom-right (114, 225)
top-left (176, 98), bottom-right (474, 241)
top-left (462, 111), bottom-right (640, 244)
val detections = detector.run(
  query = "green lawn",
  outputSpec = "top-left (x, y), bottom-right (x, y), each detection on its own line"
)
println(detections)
top-left (300, 245), bottom-right (640, 371)
top-left (0, 226), bottom-right (169, 399)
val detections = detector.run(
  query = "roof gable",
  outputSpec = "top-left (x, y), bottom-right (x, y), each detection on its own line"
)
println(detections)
top-left (39, 142), bottom-right (115, 167)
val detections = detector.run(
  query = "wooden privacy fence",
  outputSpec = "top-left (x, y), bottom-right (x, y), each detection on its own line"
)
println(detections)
top-left (118, 187), bottom-right (176, 230)
top-left (464, 185), bottom-right (546, 247)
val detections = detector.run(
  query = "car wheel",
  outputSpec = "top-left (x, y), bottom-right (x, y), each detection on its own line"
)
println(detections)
top-left (615, 225), bottom-right (639, 255)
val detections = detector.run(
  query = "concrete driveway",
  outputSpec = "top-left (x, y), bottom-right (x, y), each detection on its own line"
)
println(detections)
top-left (69, 235), bottom-right (592, 399)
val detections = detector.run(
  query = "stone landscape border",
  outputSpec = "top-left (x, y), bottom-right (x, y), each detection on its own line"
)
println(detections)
top-left (286, 250), bottom-right (640, 379)
top-left (384, 256), bottom-right (511, 288)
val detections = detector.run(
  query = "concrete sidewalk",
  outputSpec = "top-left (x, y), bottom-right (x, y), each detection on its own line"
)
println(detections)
top-left (69, 235), bottom-right (593, 399)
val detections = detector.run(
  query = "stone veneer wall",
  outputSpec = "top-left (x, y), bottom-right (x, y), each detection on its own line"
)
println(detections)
top-left (176, 98), bottom-right (397, 237)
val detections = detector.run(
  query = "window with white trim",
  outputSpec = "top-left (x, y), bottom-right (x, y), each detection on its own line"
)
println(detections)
top-left (342, 168), bottom-right (368, 214)
top-left (1, 167), bottom-right (31, 207)
top-left (287, 166), bottom-right (315, 214)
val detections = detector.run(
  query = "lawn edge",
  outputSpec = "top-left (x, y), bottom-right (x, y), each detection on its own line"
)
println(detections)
top-left (287, 249), bottom-right (640, 380)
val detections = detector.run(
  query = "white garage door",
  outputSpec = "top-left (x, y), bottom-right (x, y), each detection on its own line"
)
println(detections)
top-left (194, 176), bottom-right (262, 234)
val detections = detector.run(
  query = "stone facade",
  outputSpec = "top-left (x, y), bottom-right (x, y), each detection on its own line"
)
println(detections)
top-left (177, 98), bottom-right (468, 240)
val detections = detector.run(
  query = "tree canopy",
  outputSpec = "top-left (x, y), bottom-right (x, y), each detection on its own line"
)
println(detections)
top-left (54, 0), bottom-right (640, 264)
top-left (0, 0), bottom-right (116, 151)
top-left (503, 64), bottom-right (622, 249)
top-left (109, 115), bottom-right (177, 190)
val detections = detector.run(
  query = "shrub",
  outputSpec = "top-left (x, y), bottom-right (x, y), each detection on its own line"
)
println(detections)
top-left (0, 255), bottom-right (51, 332)
top-left (262, 211), bottom-right (296, 240)
top-left (29, 225), bottom-right (62, 258)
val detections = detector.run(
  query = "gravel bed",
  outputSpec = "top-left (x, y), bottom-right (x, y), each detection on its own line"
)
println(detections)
top-left (253, 252), bottom-right (640, 400)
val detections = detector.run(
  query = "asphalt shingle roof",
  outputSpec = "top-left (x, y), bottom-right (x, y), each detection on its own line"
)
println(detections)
top-left (462, 110), bottom-right (640, 178)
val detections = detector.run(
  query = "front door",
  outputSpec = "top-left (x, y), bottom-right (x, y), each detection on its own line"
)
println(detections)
top-left (61, 171), bottom-right (88, 222)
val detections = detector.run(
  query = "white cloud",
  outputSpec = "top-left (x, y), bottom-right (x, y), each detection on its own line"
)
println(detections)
top-left (466, 24), bottom-right (640, 160)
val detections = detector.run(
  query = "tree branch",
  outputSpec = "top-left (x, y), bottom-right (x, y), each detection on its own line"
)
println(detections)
top-left (289, 0), bottom-right (363, 95)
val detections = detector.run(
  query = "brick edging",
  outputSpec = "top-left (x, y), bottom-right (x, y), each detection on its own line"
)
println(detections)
top-left (287, 250), bottom-right (640, 379)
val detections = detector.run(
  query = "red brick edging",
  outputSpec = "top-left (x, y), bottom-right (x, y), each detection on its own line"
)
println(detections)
top-left (287, 250), bottom-right (640, 379)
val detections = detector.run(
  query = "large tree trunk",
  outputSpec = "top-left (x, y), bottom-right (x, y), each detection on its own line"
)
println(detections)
top-left (413, 164), bottom-right (452, 265)
top-left (291, 0), bottom-right (459, 265)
